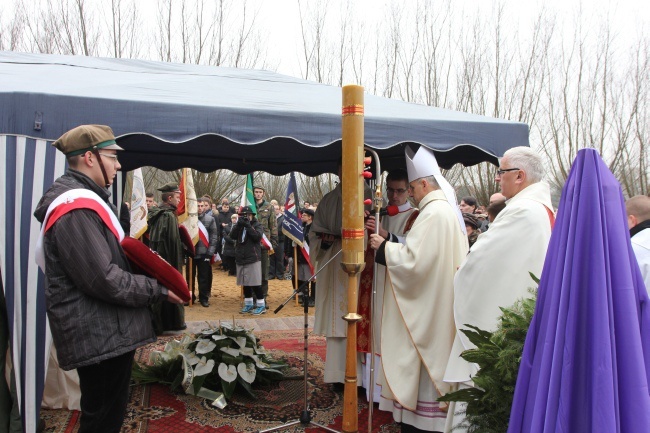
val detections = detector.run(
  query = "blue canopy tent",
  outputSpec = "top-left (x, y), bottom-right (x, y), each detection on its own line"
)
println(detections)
top-left (0, 51), bottom-right (529, 432)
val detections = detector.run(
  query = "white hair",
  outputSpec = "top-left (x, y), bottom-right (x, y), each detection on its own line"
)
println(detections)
top-left (502, 146), bottom-right (545, 183)
top-left (422, 175), bottom-right (439, 189)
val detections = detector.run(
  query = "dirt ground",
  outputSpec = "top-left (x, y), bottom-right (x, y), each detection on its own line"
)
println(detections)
top-left (184, 266), bottom-right (313, 322)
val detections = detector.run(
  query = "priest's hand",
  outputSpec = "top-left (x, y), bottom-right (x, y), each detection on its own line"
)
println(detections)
top-left (364, 216), bottom-right (388, 239)
top-left (369, 233), bottom-right (385, 250)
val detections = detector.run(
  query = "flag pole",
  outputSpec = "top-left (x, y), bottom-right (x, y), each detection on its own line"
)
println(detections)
top-left (188, 257), bottom-right (194, 306)
top-left (341, 84), bottom-right (365, 433)
top-left (293, 245), bottom-right (299, 305)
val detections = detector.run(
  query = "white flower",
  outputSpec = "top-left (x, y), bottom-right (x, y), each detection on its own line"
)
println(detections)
top-left (229, 336), bottom-right (247, 348)
top-left (212, 335), bottom-right (228, 341)
top-left (218, 363), bottom-right (238, 383)
top-left (240, 347), bottom-right (255, 357)
top-left (179, 334), bottom-right (193, 347)
top-left (182, 349), bottom-right (201, 366)
top-left (248, 354), bottom-right (270, 368)
top-left (237, 362), bottom-right (256, 383)
top-left (195, 339), bottom-right (217, 354)
top-left (221, 347), bottom-right (241, 357)
top-left (193, 357), bottom-right (215, 376)
top-left (254, 346), bottom-right (268, 355)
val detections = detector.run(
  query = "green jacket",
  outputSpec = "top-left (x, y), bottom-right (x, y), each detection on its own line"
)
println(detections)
top-left (256, 200), bottom-right (279, 250)
top-left (148, 203), bottom-right (183, 271)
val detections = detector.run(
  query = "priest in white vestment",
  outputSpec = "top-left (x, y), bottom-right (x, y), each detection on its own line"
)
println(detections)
top-left (626, 195), bottom-right (650, 293)
top-left (362, 169), bottom-right (418, 402)
top-left (443, 146), bottom-right (554, 433)
top-left (369, 146), bottom-right (468, 433)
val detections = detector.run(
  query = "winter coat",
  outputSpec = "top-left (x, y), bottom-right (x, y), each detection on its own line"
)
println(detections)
top-left (148, 203), bottom-right (183, 271)
top-left (33, 169), bottom-right (164, 370)
top-left (222, 222), bottom-right (236, 257)
top-left (230, 216), bottom-right (264, 265)
top-left (195, 211), bottom-right (219, 258)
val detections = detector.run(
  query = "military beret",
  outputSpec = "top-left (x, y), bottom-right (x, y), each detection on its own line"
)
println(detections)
top-left (158, 182), bottom-right (180, 193)
top-left (238, 205), bottom-right (256, 215)
top-left (252, 185), bottom-right (265, 192)
top-left (53, 124), bottom-right (124, 156)
top-left (301, 208), bottom-right (315, 217)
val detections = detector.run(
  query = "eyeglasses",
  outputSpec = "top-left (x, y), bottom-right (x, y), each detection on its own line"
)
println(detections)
top-left (98, 152), bottom-right (119, 163)
top-left (496, 167), bottom-right (520, 176)
top-left (386, 187), bottom-right (408, 195)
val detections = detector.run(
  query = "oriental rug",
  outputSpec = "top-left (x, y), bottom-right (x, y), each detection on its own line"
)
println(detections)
top-left (41, 329), bottom-right (399, 433)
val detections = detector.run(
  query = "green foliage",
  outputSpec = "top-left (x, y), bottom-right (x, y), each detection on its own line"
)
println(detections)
top-left (439, 285), bottom-right (537, 433)
top-left (131, 322), bottom-right (288, 401)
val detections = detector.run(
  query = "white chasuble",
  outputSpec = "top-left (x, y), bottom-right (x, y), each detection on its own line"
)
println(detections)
top-left (444, 181), bottom-right (554, 384)
top-left (380, 190), bottom-right (468, 412)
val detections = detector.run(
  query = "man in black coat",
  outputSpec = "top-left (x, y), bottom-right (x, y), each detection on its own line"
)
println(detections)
top-left (33, 124), bottom-right (182, 433)
top-left (269, 204), bottom-right (286, 279)
top-left (194, 198), bottom-right (219, 307)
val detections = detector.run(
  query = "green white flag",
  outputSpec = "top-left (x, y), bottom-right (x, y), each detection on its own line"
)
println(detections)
top-left (239, 174), bottom-right (257, 213)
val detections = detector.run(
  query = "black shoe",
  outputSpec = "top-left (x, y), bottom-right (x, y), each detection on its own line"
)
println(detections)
top-left (174, 323), bottom-right (187, 331)
top-left (268, 275), bottom-right (276, 280)
top-left (200, 301), bottom-right (210, 308)
top-left (308, 299), bottom-right (315, 307)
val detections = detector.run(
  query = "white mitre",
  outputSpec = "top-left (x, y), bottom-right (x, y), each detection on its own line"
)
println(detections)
top-left (405, 145), bottom-right (466, 234)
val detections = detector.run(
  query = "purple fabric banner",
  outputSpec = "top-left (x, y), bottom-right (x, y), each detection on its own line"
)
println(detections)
top-left (508, 148), bottom-right (650, 433)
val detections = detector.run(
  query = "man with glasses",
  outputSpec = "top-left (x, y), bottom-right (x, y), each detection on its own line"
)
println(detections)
top-left (361, 169), bottom-right (418, 401)
top-left (368, 146), bottom-right (468, 433)
top-left (33, 125), bottom-right (183, 433)
top-left (443, 146), bottom-right (554, 432)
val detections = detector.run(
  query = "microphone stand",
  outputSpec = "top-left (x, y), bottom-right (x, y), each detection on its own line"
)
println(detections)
top-left (259, 248), bottom-right (343, 433)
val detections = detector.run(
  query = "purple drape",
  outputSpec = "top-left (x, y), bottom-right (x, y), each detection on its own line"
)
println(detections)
top-left (508, 149), bottom-right (650, 433)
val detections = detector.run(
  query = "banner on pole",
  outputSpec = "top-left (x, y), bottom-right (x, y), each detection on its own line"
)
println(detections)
top-left (129, 168), bottom-right (147, 238)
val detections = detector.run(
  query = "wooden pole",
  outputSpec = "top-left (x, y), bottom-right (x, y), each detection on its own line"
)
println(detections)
top-left (294, 245), bottom-right (300, 305)
top-left (341, 84), bottom-right (365, 433)
top-left (187, 256), bottom-right (194, 306)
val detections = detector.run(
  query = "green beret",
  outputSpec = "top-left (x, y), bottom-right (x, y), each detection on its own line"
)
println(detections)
top-left (53, 125), bottom-right (124, 156)
top-left (158, 182), bottom-right (180, 193)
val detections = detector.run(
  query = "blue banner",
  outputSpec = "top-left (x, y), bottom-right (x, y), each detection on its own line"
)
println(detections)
top-left (282, 172), bottom-right (304, 247)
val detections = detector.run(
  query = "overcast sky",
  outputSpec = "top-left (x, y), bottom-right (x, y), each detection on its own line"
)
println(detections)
top-left (256, 0), bottom-right (649, 76)
top-left (2, 0), bottom-right (648, 77)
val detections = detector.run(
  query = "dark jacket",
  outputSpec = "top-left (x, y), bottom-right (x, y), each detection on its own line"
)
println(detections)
top-left (297, 222), bottom-right (312, 264)
top-left (217, 208), bottom-right (235, 228)
top-left (230, 216), bottom-right (264, 265)
top-left (222, 222), bottom-right (236, 257)
top-left (33, 169), bottom-right (164, 370)
top-left (148, 203), bottom-right (183, 271)
top-left (195, 211), bottom-right (219, 258)
top-left (276, 213), bottom-right (286, 243)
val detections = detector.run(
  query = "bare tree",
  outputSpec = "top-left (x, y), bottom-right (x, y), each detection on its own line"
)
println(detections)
top-left (107, 0), bottom-right (140, 58)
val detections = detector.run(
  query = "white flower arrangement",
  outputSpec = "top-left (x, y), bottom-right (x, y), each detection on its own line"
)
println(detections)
top-left (132, 322), bottom-right (287, 403)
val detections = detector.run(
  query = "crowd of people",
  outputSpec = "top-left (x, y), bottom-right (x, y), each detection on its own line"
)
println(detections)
top-left (19, 124), bottom-right (650, 433)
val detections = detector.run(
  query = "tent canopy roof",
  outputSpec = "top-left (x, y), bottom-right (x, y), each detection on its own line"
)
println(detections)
top-left (0, 51), bottom-right (529, 175)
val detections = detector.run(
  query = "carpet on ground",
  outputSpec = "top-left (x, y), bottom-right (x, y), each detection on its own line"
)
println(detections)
top-left (41, 329), bottom-right (400, 433)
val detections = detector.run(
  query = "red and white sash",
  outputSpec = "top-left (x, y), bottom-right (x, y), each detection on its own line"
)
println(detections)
top-left (35, 189), bottom-right (124, 272)
top-left (197, 220), bottom-right (221, 264)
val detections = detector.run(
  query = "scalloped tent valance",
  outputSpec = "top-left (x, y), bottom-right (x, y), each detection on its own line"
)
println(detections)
top-left (0, 51), bottom-right (528, 174)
